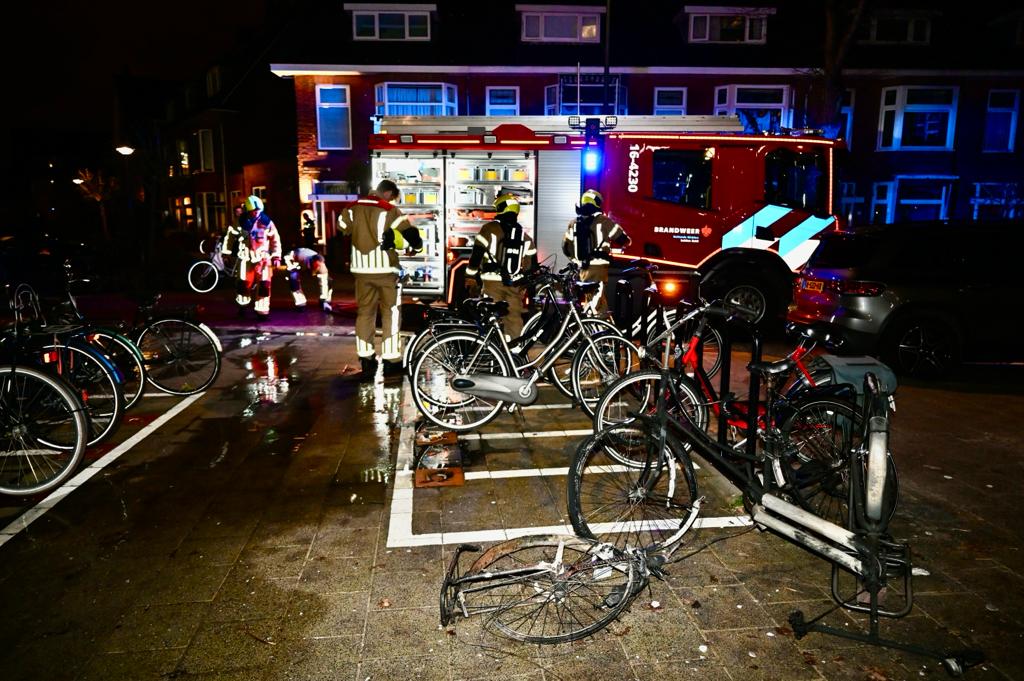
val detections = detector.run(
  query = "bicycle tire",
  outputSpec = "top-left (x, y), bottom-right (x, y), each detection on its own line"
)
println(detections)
top-left (779, 398), bottom-right (899, 526)
top-left (647, 310), bottom-right (723, 379)
top-left (592, 370), bottom-right (709, 464)
top-left (40, 342), bottom-right (125, 447)
top-left (412, 332), bottom-right (511, 432)
top-left (404, 318), bottom-right (477, 380)
top-left (187, 260), bottom-right (219, 294)
top-left (0, 365), bottom-right (89, 496)
top-left (545, 317), bottom-right (622, 399)
top-left (464, 534), bottom-right (637, 644)
top-left (570, 332), bottom-right (641, 417)
top-left (568, 420), bottom-right (700, 553)
top-left (82, 330), bottom-right (146, 410)
top-left (137, 319), bottom-right (221, 395)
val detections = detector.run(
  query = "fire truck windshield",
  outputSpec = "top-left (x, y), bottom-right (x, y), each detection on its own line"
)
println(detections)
top-left (764, 148), bottom-right (827, 215)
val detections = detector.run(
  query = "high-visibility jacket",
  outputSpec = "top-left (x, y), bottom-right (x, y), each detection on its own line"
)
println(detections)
top-left (466, 216), bottom-right (537, 284)
top-left (338, 193), bottom-right (421, 274)
top-left (562, 212), bottom-right (628, 267)
top-left (241, 213), bottom-right (281, 264)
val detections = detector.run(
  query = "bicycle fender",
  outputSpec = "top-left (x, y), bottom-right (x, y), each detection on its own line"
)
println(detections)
top-left (197, 323), bottom-right (223, 353)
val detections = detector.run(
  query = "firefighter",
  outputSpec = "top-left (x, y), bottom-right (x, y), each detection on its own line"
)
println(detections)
top-left (465, 193), bottom-right (537, 341)
top-left (338, 180), bottom-right (423, 380)
top-left (236, 195), bottom-right (282, 318)
top-left (561, 189), bottom-right (630, 314)
top-left (284, 247), bottom-right (332, 312)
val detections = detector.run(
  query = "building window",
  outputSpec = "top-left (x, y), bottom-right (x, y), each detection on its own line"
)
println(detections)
top-left (983, 90), bottom-right (1019, 153)
top-left (870, 182), bottom-right (893, 224)
top-left (653, 88), bottom-right (687, 115)
top-left (486, 87), bottom-right (520, 116)
top-left (874, 176), bottom-right (955, 223)
top-left (206, 67), bottom-right (221, 97)
top-left (838, 89), bottom-right (854, 146)
top-left (545, 74), bottom-right (627, 115)
top-left (520, 7), bottom-right (601, 43)
top-left (173, 196), bottom-right (195, 229)
top-left (349, 5), bottom-right (431, 41)
top-left (856, 13), bottom-right (931, 45)
top-left (252, 186), bottom-right (267, 200)
top-left (375, 82), bottom-right (457, 116)
top-left (687, 7), bottom-right (774, 44)
top-left (878, 86), bottom-right (958, 151)
top-left (176, 140), bottom-right (190, 175)
top-left (971, 182), bottom-right (1023, 220)
top-left (714, 85), bottom-right (790, 133)
top-left (316, 85), bottom-right (351, 150)
top-left (199, 192), bottom-right (225, 231)
top-left (197, 129), bottom-right (215, 172)
top-left (651, 149), bottom-right (712, 209)
top-left (840, 182), bottom-right (866, 226)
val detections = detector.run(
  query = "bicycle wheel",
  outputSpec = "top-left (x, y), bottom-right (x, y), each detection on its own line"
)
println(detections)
top-left (568, 420), bottom-right (700, 553)
top-left (570, 332), bottom-right (641, 417)
top-left (0, 365), bottom-right (88, 496)
top-left (404, 319), bottom-right (476, 380)
top-left (464, 534), bottom-right (637, 644)
top-left (83, 330), bottom-right (146, 410)
top-left (647, 311), bottom-right (723, 378)
top-left (412, 332), bottom-right (511, 432)
top-left (137, 319), bottom-right (221, 395)
top-left (779, 398), bottom-right (899, 526)
top-left (40, 342), bottom-right (124, 446)
top-left (593, 370), bottom-right (708, 464)
top-left (187, 260), bottom-right (219, 294)
top-left (545, 318), bottom-right (622, 399)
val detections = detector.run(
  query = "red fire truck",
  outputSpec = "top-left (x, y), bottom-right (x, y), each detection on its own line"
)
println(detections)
top-left (352, 115), bottom-right (843, 321)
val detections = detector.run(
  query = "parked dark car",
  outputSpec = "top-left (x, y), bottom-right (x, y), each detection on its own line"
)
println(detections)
top-left (787, 220), bottom-right (1024, 377)
top-left (0, 233), bottom-right (100, 298)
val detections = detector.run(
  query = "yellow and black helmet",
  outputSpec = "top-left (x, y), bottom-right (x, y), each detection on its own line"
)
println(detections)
top-left (244, 195), bottom-right (264, 212)
top-left (580, 189), bottom-right (603, 208)
top-left (493, 193), bottom-right (521, 215)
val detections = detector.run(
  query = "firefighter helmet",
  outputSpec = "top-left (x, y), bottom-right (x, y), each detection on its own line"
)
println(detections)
top-left (493, 193), bottom-right (520, 215)
top-left (580, 189), bottom-right (603, 208)
top-left (245, 195), bottom-right (264, 212)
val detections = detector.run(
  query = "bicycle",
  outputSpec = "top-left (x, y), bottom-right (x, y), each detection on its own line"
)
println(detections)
top-left (0, 290), bottom-right (89, 496)
top-left (187, 237), bottom-right (239, 293)
top-left (411, 265), bottom-right (641, 431)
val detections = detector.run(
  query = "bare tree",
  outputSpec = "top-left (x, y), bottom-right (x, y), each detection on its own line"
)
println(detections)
top-left (805, 0), bottom-right (867, 137)
top-left (74, 169), bottom-right (118, 241)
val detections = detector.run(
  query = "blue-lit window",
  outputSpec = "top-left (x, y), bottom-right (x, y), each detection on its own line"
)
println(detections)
top-left (983, 90), bottom-right (1019, 153)
top-left (877, 86), bottom-right (957, 151)
top-left (316, 85), bottom-right (351, 150)
top-left (486, 87), bottom-right (519, 116)
top-left (653, 88), bottom-right (687, 116)
top-left (714, 85), bottom-right (790, 133)
top-left (375, 82), bottom-right (457, 116)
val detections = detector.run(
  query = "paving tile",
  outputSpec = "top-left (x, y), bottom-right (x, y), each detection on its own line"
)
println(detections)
top-left (362, 607), bottom-right (448, 660)
top-left (207, 573), bottom-right (296, 623)
top-left (237, 545), bottom-right (310, 579)
top-left (630, 660), bottom-right (732, 680)
top-left (533, 636), bottom-right (634, 680)
top-left (259, 635), bottom-right (361, 681)
top-left (165, 535), bottom-right (249, 567)
top-left (671, 583), bottom-right (775, 631)
top-left (615, 599), bottom-right (710, 663)
top-left (703, 627), bottom-right (820, 680)
top-left (370, 569), bottom-right (439, 610)
top-left (134, 564), bottom-right (232, 606)
top-left (730, 562), bottom-right (831, 605)
top-left (298, 554), bottom-right (374, 594)
top-left (373, 543), bottom-right (444, 573)
top-left (76, 648), bottom-right (185, 681)
top-left (103, 602), bottom-right (208, 652)
top-left (282, 592), bottom-right (369, 638)
top-left (248, 519), bottom-right (319, 549)
top-left (359, 654), bottom-right (450, 681)
top-left (177, 619), bottom-right (281, 675)
top-left (188, 510), bottom-right (261, 540)
top-left (309, 526), bottom-right (379, 559)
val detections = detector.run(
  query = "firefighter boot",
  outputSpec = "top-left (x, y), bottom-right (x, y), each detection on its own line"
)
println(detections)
top-left (382, 359), bottom-right (403, 379)
top-left (346, 357), bottom-right (378, 382)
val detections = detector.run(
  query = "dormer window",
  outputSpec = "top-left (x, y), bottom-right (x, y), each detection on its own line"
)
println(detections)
top-left (518, 4), bottom-right (603, 43)
top-left (856, 11), bottom-right (932, 45)
top-left (685, 6), bottom-right (775, 44)
top-left (345, 3), bottom-right (434, 41)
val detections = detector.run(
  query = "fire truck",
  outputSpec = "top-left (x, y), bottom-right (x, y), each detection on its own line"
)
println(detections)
top-left (344, 115), bottom-right (843, 321)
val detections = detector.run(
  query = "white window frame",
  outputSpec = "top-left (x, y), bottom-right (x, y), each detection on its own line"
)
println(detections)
top-left (316, 84), bottom-right (352, 151)
top-left (375, 82), bottom-right (458, 116)
top-left (713, 84), bottom-right (791, 130)
top-left (870, 182), bottom-right (893, 224)
top-left (348, 5), bottom-right (432, 41)
top-left (983, 89), bottom-right (1019, 153)
top-left (197, 129), bottom-right (215, 173)
top-left (544, 76), bottom-right (628, 116)
top-left (858, 13), bottom-right (932, 45)
top-left (485, 86), bottom-right (520, 116)
top-left (686, 6), bottom-right (775, 45)
top-left (519, 7), bottom-right (602, 43)
top-left (971, 182), bottom-right (1023, 220)
top-left (877, 86), bottom-right (958, 152)
top-left (892, 175), bottom-right (956, 223)
top-left (653, 87), bottom-right (687, 115)
top-left (839, 182), bottom-right (865, 226)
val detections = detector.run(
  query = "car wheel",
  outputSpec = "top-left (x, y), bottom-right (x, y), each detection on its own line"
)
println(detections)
top-left (883, 316), bottom-right (960, 378)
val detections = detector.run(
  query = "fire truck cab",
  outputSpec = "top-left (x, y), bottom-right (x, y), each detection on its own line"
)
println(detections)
top-left (359, 115), bottom-right (843, 322)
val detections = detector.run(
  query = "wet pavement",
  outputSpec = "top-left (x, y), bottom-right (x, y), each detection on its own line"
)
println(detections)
top-left (1, 318), bottom-right (1023, 680)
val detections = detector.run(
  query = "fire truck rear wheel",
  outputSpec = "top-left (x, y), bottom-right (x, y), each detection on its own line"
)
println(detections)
top-left (701, 274), bottom-right (778, 325)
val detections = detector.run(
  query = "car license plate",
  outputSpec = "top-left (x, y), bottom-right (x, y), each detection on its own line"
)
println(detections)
top-left (803, 280), bottom-right (823, 292)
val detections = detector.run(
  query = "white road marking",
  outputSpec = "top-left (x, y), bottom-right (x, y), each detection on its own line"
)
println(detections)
top-left (519, 403), bottom-right (574, 410)
top-left (0, 392), bottom-right (206, 547)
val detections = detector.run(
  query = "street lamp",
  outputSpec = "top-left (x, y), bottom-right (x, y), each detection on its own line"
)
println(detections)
top-left (72, 178), bottom-right (84, 185)
top-left (115, 145), bottom-right (135, 156)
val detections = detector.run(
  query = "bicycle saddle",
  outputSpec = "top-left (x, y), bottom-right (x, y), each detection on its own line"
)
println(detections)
top-left (475, 300), bottom-right (510, 319)
top-left (747, 357), bottom-right (796, 376)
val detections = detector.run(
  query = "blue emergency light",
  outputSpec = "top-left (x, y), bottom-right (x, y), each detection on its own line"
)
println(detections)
top-left (583, 148), bottom-right (601, 172)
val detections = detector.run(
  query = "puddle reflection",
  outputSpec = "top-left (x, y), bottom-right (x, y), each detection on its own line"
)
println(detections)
top-left (241, 349), bottom-right (299, 416)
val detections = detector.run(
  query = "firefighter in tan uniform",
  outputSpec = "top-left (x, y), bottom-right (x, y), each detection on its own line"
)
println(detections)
top-left (339, 180), bottom-right (423, 380)
top-left (236, 195), bottom-right (282, 319)
top-left (465, 193), bottom-right (537, 340)
top-left (561, 189), bottom-right (630, 314)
